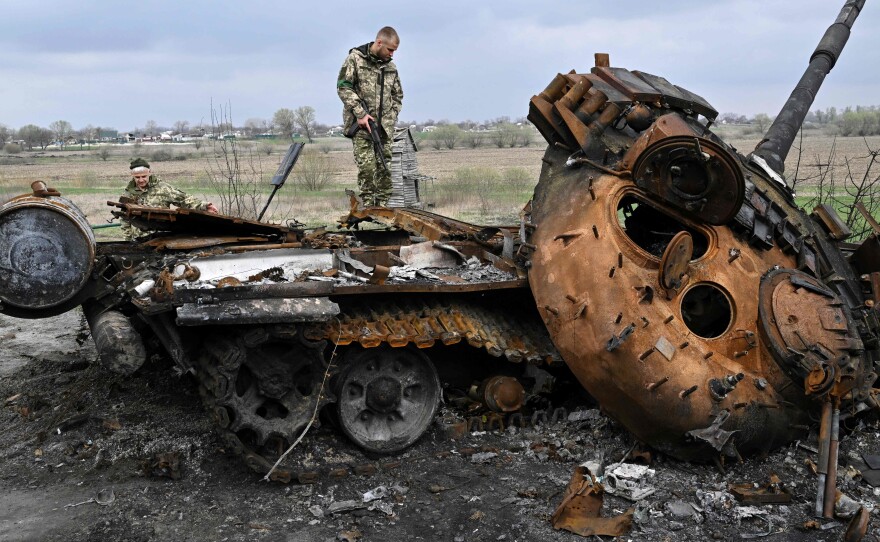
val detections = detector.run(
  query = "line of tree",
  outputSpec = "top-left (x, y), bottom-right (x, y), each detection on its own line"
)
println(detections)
top-left (717, 106), bottom-right (880, 137)
top-left (6, 105), bottom-right (880, 154)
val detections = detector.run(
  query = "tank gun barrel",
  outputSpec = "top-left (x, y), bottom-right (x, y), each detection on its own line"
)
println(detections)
top-left (752, 0), bottom-right (866, 175)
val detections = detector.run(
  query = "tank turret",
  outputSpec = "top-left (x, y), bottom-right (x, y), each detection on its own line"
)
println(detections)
top-left (525, 0), bottom-right (877, 471)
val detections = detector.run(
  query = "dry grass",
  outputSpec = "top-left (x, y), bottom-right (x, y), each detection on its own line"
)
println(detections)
top-left (2, 134), bottom-right (875, 240)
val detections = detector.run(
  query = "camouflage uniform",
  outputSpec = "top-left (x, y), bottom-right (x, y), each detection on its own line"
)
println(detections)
top-left (337, 42), bottom-right (403, 206)
top-left (120, 175), bottom-right (211, 240)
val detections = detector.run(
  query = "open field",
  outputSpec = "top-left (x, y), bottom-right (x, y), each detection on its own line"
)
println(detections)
top-left (1, 132), bottom-right (878, 241)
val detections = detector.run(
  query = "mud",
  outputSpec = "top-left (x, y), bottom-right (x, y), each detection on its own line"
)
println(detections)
top-left (0, 310), bottom-right (878, 542)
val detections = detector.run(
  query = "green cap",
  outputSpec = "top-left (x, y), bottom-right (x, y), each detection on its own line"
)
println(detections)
top-left (130, 157), bottom-right (150, 170)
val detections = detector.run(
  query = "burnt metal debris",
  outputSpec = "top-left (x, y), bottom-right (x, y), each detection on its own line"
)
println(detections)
top-left (0, 2), bottom-right (877, 516)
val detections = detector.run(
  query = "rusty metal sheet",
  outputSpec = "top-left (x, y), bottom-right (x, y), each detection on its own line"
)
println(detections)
top-left (857, 202), bottom-right (880, 235)
top-left (108, 201), bottom-right (296, 239)
top-left (593, 66), bottom-right (662, 103)
top-left (730, 474), bottom-right (792, 504)
top-left (813, 204), bottom-right (852, 240)
top-left (143, 235), bottom-right (268, 250)
top-left (659, 231), bottom-right (693, 290)
top-left (529, 95), bottom-right (565, 146)
top-left (551, 466), bottom-right (634, 537)
top-left (632, 71), bottom-right (718, 120)
top-left (341, 195), bottom-right (511, 246)
top-left (581, 74), bottom-right (632, 104)
top-left (851, 234), bottom-right (880, 275)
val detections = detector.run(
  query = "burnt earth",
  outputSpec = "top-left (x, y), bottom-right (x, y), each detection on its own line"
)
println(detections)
top-left (0, 310), bottom-right (878, 542)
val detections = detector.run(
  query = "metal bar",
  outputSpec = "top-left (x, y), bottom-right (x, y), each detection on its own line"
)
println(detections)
top-left (822, 402), bottom-right (841, 518)
top-left (815, 399), bottom-right (832, 517)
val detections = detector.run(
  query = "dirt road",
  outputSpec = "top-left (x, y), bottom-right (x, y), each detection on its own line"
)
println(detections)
top-left (0, 310), bottom-right (878, 542)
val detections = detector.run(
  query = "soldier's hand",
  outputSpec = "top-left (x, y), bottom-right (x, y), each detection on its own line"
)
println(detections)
top-left (357, 114), bottom-right (375, 133)
top-left (206, 203), bottom-right (219, 214)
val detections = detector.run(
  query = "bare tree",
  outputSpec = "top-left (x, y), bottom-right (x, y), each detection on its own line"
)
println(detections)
top-left (50, 120), bottom-right (73, 148)
top-left (18, 124), bottom-right (52, 150)
top-left (431, 125), bottom-right (462, 150)
top-left (490, 123), bottom-right (517, 148)
top-left (293, 106), bottom-right (317, 143)
top-left (273, 108), bottom-right (296, 139)
top-left (293, 149), bottom-right (334, 191)
top-left (173, 120), bottom-right (190, 135)
top-left (797, 136), bottom-right (880, 241)
top-left (144, 120), bottom-right (158, 137)
top-left (206, 102), bottom-right (266, 220)
top-left (0, 124), bottom-right (9, 150)
top-left (461, 130), bottom-right (485, 149)
top-left (751, 113), bottom-right (771, 133)
top-left (244, 118), bottom-right (268, 137)
top-left (80, 124), bottom-right (97, 144)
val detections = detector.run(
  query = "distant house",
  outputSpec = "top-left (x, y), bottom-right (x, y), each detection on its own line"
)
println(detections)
top-left (98, 129), bottom-right (118, 142)
top-left (421, 125), bottom-right (436, 133)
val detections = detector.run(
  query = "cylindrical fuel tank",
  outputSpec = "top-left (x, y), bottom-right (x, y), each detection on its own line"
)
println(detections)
top-left (84, 307), bottom-right (147, 375)
top-left (0, 194), bottom-right (96, 316)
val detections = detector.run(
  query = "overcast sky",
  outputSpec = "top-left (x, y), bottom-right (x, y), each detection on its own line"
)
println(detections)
top-left (0, 0), bottom-right (877, 132)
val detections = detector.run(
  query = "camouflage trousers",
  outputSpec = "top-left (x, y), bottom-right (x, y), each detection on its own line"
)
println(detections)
top-left (352, 136), bottom-right (393, 206)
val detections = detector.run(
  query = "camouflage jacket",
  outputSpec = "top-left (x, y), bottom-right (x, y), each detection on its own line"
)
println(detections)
top-left (120, 175), bottom-right (209, 240)
top-left (337, 43), bottom-right (403, 141)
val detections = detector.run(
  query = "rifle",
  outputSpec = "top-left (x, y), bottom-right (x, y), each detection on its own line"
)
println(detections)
top-left (257, 142), bottom-right (304, 221)
top-left (344, 99), bottom-right (389, 172)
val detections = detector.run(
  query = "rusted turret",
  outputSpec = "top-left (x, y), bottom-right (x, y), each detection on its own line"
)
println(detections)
top-left (526, 0), bottom-right (876, 469)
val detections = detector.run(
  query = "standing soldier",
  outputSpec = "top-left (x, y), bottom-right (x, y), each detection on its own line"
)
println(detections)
top-left (120, 157), bottom-right (218, 240)
top-left (337, 26), bottom-right (404, 206)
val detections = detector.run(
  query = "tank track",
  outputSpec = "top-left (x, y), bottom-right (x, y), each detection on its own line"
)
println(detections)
top-left (196, 325), bottom-right (332, 482)
top-left (196, 296), bottom-right (562, 482)
top-left (304, 296), bottom-right (562, 365)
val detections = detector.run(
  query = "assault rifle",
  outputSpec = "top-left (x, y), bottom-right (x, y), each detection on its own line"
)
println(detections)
top-left (344, 99), bottom-right (389, 172)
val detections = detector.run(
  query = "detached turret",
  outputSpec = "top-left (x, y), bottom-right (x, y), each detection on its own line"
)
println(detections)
top-left (526, 0), bottom-right (877, 474)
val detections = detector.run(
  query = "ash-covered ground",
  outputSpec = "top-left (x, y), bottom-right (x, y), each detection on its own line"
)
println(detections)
top-left (0, 310), bottom-right (878, 542)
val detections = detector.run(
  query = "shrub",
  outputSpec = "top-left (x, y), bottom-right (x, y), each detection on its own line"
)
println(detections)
top-left (430, 125), bottom-right (463, 150)
top-left (258, 141), bottom-right (274, 156)
top-left (150, 148), bottom-right (175, 162)
top-left (502, 167), bottom-right (533, 189)
top-left (96, 147), bottom-right (111, 161)
top-left (461, 131), bottom-right (485, 149)
top-left (5, 143), bottom-right (21, 154)
top-left (292, 150), bottom-right (334, 191)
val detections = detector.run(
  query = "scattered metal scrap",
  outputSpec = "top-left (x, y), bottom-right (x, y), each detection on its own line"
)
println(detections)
top-left (729, 474), bottom-right (791, 504)
top-left (551, 466), bottom-right (634, 537)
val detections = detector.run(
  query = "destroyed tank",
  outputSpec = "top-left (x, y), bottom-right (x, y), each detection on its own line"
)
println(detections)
top-left (1, 0), bottom-right (878, 490)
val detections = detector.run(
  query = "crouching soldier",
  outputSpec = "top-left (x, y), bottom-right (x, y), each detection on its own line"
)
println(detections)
top-left (120, 157), bottom-right (218, 241)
